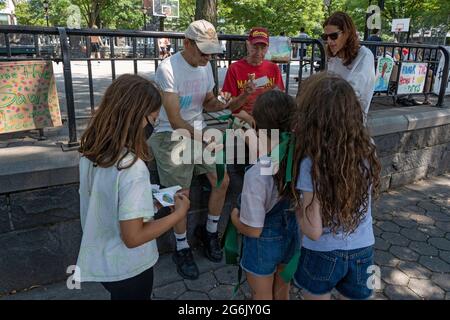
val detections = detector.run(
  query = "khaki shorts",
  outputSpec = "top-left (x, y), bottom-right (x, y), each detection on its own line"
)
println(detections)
top-left (148, 132), bottom-right (217, 189)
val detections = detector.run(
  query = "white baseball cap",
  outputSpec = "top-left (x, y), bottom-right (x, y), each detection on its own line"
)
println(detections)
top-left (185, 20), bottom-right (222, 54)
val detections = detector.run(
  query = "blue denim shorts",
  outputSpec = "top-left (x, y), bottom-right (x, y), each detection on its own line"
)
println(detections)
top-left (240, 199), bottom-right (300, 277)
top-left (293, 246), bottom-right (374, 299)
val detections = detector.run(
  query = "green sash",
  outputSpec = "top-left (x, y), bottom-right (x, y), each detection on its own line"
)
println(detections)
top-left (215, 114), bottom-right (234, 188)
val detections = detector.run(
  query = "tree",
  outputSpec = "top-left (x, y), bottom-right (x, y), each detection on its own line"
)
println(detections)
top-left (195, 0), bottom-right (217, 25)
top-left (15, 0), bottom-right (73, 27)
top-left (221, 0), bottom-right (325, 36)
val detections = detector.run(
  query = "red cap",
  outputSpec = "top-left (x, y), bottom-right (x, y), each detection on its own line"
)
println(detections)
top-left (248, 27), bottom-right (269, 45)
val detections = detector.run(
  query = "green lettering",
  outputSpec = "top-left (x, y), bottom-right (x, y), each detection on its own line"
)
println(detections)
top-left (28, 94), bottom-right (41, 105)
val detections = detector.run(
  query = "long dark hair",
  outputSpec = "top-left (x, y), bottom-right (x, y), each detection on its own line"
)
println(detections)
top-left (323, 11), bottom-right (360, 66)
top-left (252, 89), bottom-right (296, 196)
top-left (291, 72), bottom-right (381, 234)
top-left (79, 74), bottom-right (161, 170)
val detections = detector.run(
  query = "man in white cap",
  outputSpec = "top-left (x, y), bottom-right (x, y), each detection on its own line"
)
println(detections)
top-left (148, 20), bottom-right (236, 280)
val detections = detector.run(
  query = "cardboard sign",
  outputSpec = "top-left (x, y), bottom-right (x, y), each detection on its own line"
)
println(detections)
top-left (433, 46), bottom-right (450, 95)
top-left (266, 36), bottom-right (291, 63)
top-left (0, 60), bottom-right (61, 134)
top-left (397, 62), bottom-right (428, 94)
top-left (374, 56), bottom-right (394, 92)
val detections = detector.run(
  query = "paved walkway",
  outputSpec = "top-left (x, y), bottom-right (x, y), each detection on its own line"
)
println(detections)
top-left (1, 173), bottom-right (449, 300)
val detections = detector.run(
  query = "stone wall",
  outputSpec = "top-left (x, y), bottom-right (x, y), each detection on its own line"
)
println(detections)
top-left (0, 123), bottom-right (449, 295)
top-left (375, 123), bottom-right (450, 191)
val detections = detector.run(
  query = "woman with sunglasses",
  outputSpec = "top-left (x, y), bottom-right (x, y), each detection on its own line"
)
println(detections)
top-left (320, 12), bottom-right (375, 118)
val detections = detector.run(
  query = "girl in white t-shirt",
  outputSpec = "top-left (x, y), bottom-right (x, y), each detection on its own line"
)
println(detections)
top-left (76, 74), bottom-right (190, 300)
top-left (230, 90), bottom-right (300, 300)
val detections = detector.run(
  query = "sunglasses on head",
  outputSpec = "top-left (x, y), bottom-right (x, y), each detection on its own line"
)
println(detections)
top-left (321, 31), bottom-right (342, 41)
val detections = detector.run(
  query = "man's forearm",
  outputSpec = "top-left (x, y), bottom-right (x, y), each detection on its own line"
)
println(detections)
top-left (169, 117), bottom-right (195, 137)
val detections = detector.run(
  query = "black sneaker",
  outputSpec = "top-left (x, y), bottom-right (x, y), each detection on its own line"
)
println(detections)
top-left (172, 248), bottom-right (199, 280)
top-left (197, 226), bottom-right (223, 263)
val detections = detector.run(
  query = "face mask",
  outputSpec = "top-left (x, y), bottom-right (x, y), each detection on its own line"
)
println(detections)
top-left (144, 117), bottom-right (154, 140)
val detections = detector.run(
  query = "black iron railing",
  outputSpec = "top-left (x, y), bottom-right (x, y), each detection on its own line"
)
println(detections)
top-left (361, 40), bottom-right (449, 107)
top-left (1, 25), bottom-right (448, 147)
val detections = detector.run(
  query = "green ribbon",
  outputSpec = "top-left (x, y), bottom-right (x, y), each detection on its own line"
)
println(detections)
top-left (269, 131), bottom-right (295, 186)
top-left (279, 250), bottom-right (301, 283)
top-left (222, 216), bottom-right (239, 265)
top-left (215, 114), bottom-right (234, 188)
top-left (221, 215), bottom-right (244, 299)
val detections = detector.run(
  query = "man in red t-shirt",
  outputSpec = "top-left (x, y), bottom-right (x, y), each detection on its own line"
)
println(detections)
top-left (222, 27), bottom-right (285, 128)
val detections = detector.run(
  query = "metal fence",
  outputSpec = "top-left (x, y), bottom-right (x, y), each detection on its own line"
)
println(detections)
top-left (361, 40), bottom-right (449, 107)
top-left (1, 25), bottom-right (448, 147)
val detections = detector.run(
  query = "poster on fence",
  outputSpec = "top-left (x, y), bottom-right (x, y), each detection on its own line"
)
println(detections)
top-left (433, 46), bottom-right (450, 95)
top-left (374, 56), bottom-right (394, 92)
top-left (265, 36), bottom-right (291, 63)
top-left (397, 62), bottom-right (428, 94)
top-left (0, 60), bottom-right (61, 134)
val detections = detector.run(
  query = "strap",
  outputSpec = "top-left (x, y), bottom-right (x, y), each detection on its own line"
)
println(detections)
top-left (215, 114), bottom-right (235, 188)
top-left (269, 132), bottom-right (295, 185)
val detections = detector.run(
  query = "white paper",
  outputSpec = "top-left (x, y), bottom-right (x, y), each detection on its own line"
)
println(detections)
top-left (153, 185), bottom-right (182, 207)
top-left (253, 76), bottom-right (269, 87)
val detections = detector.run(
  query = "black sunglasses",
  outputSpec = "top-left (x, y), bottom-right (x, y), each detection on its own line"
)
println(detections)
top-left (321, 31), bottom-right (342, 41)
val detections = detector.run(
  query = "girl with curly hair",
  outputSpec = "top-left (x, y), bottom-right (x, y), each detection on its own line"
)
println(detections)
top-left (292, 72), bottom-right (381, 300)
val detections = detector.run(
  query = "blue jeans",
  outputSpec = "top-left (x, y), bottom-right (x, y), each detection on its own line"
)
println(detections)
top-left (240, 199), bottom-right (300, 277)
top-left (293, 246), bottom-right (374, 299)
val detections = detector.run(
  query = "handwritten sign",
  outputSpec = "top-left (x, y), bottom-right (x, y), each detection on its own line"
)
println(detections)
top-left (374, 56), bottom-right (394, 92)
top-left (0, 61), bottom-right (61, 134)
top-left (397, 62), bottom-right (428, 94)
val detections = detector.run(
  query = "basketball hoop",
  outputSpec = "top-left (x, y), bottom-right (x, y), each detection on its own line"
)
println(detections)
top-left (152, 0), bottom-right (179, 18)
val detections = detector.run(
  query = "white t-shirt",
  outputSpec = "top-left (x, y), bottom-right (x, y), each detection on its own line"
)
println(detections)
top-left (75, 153), bottom-right (158, 282)
top-left (239, 156), bottom-right (280, 228)
top-left (327, 46), bottom-right (375, 116)
top-left (155, 52), bottom-right (215, 132)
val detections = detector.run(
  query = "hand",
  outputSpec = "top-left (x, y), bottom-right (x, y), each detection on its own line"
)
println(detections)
top-left (174, 193), bottom-right (190, 215)
top-left (235, 110), bottom-right (256, 129)
top-left (243, 77), bottom-right (256, 95)
top-left (218, 91), bottom-right (232, 105)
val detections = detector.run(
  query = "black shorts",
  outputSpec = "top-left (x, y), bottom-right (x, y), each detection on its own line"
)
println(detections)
top-left (91, 43), bottom-right (100, 52)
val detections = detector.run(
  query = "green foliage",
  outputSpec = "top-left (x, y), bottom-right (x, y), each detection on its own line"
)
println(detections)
top-left (13, 0), bottom-right (449, 42)
top-left (221, 0), bottom-right (325, 36)
top-left (15, 0), bottom-right (73, 27)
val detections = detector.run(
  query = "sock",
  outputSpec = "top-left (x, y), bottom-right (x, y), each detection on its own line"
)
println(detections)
top-left (206, 214), bottom-right (220, 233)
top-left (175, 232), bottom-right (189, 251)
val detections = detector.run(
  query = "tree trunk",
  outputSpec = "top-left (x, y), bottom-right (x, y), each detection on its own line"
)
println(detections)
top-left (195, 0), bottom-right (217, 26)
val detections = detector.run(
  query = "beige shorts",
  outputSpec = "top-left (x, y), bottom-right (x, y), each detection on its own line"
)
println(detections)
top-left (148, 132), bottom-right (217, 189)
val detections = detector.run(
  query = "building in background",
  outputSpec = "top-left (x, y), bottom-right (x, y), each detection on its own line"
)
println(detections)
top-left (0, 0), bottom-right (18, 25)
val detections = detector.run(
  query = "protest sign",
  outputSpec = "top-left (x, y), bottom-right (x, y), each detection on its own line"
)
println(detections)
top-left (0, 60), bottom-right (61, 134)
top-left (374, 56), bottom-right (395, 92)
top-left (397, 62), bottom-right (428, 94)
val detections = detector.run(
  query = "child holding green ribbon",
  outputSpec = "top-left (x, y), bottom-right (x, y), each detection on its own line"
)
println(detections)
top-left (230, 90), bottom-right (300, 300)
top-left (291, 72), bottom-right (381, 300)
